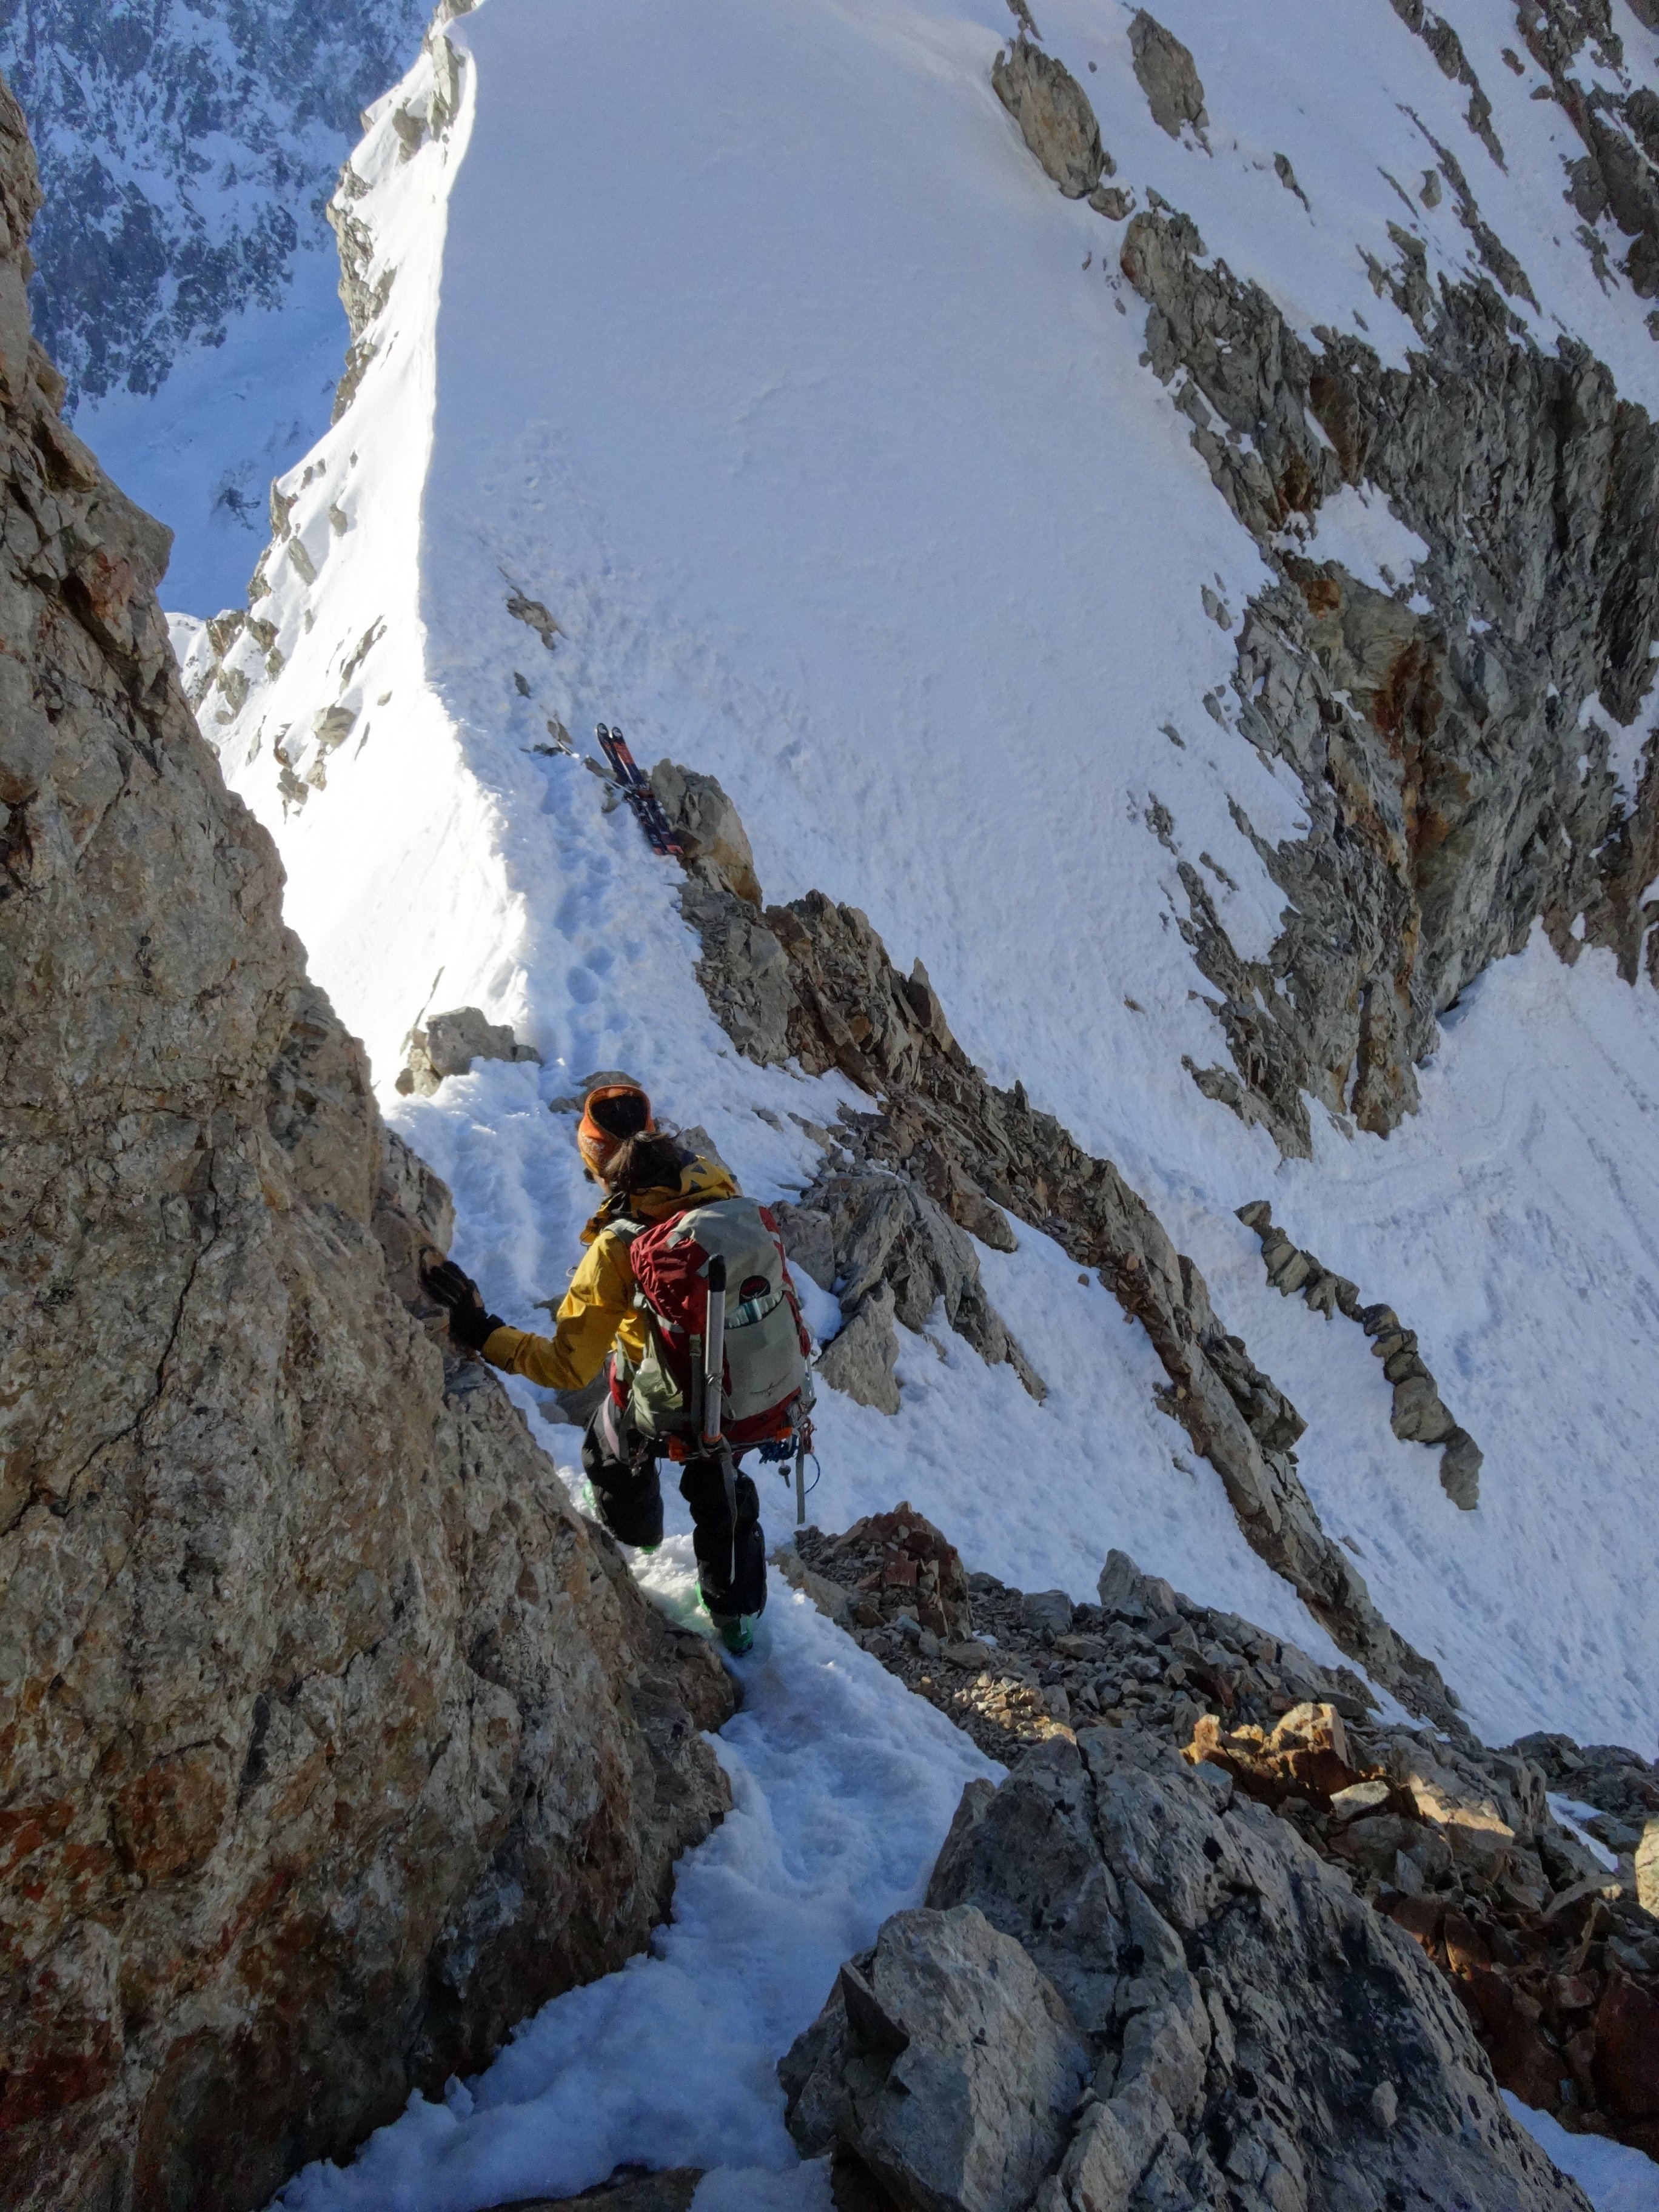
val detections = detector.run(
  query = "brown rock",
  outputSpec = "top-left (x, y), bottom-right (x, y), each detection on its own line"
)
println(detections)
top-left (1594, 1975), bottom-right (1659, 2119)
top-left (0, 82), bottom-right (732, 2212)
top-left (991, 40), bottom-right (1107, 198)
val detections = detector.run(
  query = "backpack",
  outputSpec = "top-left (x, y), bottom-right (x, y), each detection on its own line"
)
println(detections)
top-left (629, 1195), bottom-right (812, 1446)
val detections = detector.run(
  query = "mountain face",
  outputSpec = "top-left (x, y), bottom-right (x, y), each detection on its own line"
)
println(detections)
top-left (0, 0), bottom-right (424, 409)
top-left (0, 63), bottom-right (731, 2211)
top-left (10, 0), bottom-right (1659, 2204)
top-left (0, 0), bottom-right (429, 612)
top-left (165, 4), bottom-right (1659, 2191)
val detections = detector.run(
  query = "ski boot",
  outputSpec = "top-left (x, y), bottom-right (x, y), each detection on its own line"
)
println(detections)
top-left (712, 1614), bottom-right (754, 1657)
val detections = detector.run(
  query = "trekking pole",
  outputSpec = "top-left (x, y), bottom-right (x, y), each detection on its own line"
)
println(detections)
top-left (701, 1257), bottom-right (739, 1590)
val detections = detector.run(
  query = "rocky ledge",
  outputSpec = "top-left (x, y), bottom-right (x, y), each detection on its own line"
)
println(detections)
top-left (784, 1510), bottom-right (1659, 2178)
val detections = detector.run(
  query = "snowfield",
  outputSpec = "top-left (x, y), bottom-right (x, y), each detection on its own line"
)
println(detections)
top-left (155, 0), bottom-right (1659, 2202)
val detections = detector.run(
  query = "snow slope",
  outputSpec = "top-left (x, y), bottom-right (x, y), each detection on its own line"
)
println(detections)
top-left (276, 1518), bottom-right (992, 2211)
top-left (156, 2), bottom-right (1659, 2204)
top-left (0, 0), bottom-right (428, 610)
top-left (207, 0), bottom-right (1659, 1761)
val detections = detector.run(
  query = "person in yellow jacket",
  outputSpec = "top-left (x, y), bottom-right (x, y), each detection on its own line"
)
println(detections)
top-left (420, 1081), bottom-right (766, 1652)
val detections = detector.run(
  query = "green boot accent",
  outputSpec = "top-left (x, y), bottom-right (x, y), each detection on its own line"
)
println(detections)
top-left (714, 1614), bottom-right (754, 1657)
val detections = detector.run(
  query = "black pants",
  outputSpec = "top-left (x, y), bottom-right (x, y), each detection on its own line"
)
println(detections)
top-left (581, 1416), bottom-right (767, 1620)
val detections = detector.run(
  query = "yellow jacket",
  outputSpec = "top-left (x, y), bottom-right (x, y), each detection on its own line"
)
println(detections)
top-left (481, 1153), bottom-right (738, 1392)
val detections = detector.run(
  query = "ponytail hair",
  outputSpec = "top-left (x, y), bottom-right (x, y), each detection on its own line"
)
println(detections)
top-left (604, 1131), bottom-right (689, 1196)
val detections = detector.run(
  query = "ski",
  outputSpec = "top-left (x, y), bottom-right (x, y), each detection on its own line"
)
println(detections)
top-left (596, 724), bottom-right (684, 859)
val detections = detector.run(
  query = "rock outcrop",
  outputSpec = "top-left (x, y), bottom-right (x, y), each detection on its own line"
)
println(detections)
top-left (1235, 1199), bottom-right (1483, 1509)
top-left (789, 1514), bottom-right (1656, 2189)
top-left (991, 39), bottom-right (1110, 199)
top-left (1116, 201), bottom-right (1659, 1149)
top-left (785, 1724), bottom-right (1592, 2211)
top-left (1126, 11), bottom-right (1207, 143)
top-left (984, 30), bottom-right (1659, 1155)
top-left (0, 81), bottom-right (731, 2212)
top-left (665, 763), bottom-right (1461, 1731)
top-left (396, 1002), bottom-right (544, 1094)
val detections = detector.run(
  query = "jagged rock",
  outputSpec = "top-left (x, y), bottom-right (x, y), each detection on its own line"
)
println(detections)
top-left (773, 1547), bottom-right (853, 1624)
top-left (1127, 10), bottom-right (1207, 140)
top-left (909, 1733), bottom-right (1593, 2211)
top-left (397, 1004), bottom-right (543, 1094)
top-left (802, 1526), bottom-right (1658, 2166)
top-left (1021, 1589), bottom-right (1075, 1638)
top-left (679, 835), bottom-right (1461, 1726)
top-left (818, 1282), bottom-right (902, 1414)
top-left (652, 758), bottom-right (762, 903)
top-left (771, 1198), bottom-right (837, 1292)
top-left (1439, 1427), bottom-right (1483, 1510)
top-left (1241, 1211), bottom-right (1481, 1504)
top-left (313, 700), bottom-right (358, 748)
top-left (991, 40), bottom-right (1107, 199)
top-left (1111, 201), bottom-right (1659, 1142)
top-left (1096, 1549), bottom-right (1177, 1623)
top-left (1390, 1373), bottom-right (1458, 1446)
top-left (783, 1168), bottom-right (1045, 1399)
top-left (781, 1903), bottom-right (1088, 2211)
top-left (0, 88), bottom-right (731, 2209)
top-left (1088, 183), bottom-right (1134, 221)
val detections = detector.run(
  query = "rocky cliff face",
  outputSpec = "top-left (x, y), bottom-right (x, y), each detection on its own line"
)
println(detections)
top-left (1000, 16), bottom-right (1659, 1157)
top-left (0, 74), bottom-right (731, 2212)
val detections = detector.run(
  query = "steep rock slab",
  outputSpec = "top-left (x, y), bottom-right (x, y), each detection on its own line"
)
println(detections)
top-left (786, 1732), bottom-right (1593, 2211)
top-left (0, 77), bottom-right (731, 2212)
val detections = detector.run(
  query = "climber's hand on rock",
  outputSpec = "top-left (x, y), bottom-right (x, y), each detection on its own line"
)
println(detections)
top-left (420, 1253), bottom-right (504, 1352)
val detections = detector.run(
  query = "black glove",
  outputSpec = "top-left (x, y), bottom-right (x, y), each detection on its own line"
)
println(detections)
top-left (420, 1255), bottom-right (505, 1352)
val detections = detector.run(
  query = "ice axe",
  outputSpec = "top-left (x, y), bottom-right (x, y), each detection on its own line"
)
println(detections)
top-left (701, 1255), bottom-right (739, 1587)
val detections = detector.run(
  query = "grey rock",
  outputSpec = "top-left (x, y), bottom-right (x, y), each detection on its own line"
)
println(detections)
top-left (1097, 1549), bottom-right (1178, 1623)
top-left (1115, 203), bottom-right (1659, 1148)
top-left (1127, 10), bottom-right (1207, 140)
top-left (1021, 1588), bottom-right (1075, 1638)
top-left (1088, 184), bottom-right (1135, 221)
top-left (397, 1005), bottom-right (543, 1095)
top-left (1439, 1427), bottom-right (1483, 1510)
top-left (313, 701), bottom-right (358, 749)
top-left (680, 876), bottom-right (795, 1063)
top-left (818, 1282), bottom-right (902, 1415)
top-left (680, 794), bottom-right (1466, 1734)
top-left (773, 1548), bottom-right (852, 1625)
top-left (652, 757), bottom-right (763, 903)
top-left (992, 41), bottom-right (1107, 199)
top-left (782, 1903), bottom-right (1088, 2211)
top-left (927, 1745), bottom-right (1124, 2034)
top-left (771, 1200), bottom-right (837, 1293)
top-left (1390, 1373), bottom-right (1457, 1446)
top-left (914, 1732), bottom-right (1592, 2211)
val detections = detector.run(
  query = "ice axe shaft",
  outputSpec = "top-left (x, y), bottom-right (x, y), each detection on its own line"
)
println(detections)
top-left (701, 1255), bottom-right (726, 1449)
top-left (700, 1257), bottom-right (739, 1592)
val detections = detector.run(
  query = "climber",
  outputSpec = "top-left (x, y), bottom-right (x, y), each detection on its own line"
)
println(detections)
top-left (420, 1080), bottom-right (812, 1657)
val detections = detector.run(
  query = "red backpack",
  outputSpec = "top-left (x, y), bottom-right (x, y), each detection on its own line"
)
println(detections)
top-left (629, 1195), bottom-right (812, 1446)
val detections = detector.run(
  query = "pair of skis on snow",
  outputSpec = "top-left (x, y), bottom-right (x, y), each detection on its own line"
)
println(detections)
top-left (595, 723), bottom-right (684, 860)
